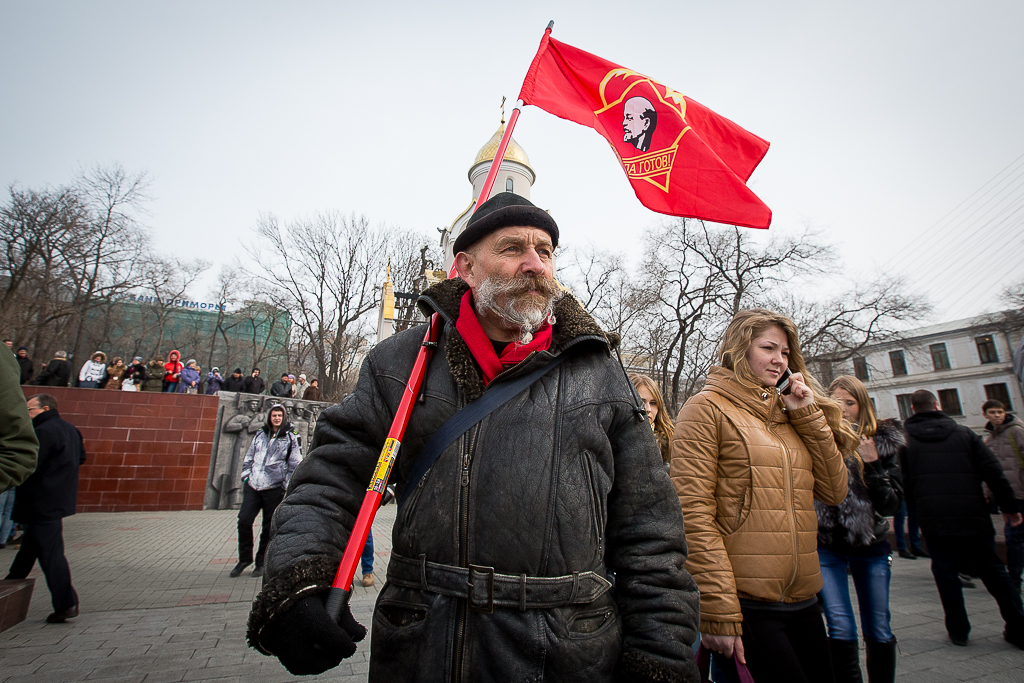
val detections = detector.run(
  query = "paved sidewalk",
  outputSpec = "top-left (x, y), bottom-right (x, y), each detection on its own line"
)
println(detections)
top-left (1, 506), bottom-right (1021, 682)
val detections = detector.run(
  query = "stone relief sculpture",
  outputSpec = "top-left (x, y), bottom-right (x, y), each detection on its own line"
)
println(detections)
top-left (205, 392), bottom-right (330, 509)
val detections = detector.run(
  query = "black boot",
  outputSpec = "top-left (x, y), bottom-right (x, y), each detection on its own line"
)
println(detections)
top-left (865, 638), bottom-right (896, 683)
top-left (828, 638), bottom-right (863, 683)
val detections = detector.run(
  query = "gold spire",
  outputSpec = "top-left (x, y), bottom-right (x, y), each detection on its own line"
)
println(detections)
top-left (472, 122), bottom-right (531, 169)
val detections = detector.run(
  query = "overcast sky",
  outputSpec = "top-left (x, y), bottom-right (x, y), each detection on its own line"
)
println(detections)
top-left (2, 1), bottom-right (1022, 323)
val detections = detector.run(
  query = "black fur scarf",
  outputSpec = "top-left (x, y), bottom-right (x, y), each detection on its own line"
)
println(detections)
top-left (816, 419), bottom-right (905, 547)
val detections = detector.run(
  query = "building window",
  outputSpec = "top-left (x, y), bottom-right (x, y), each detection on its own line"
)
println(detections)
top-left (930, 343), bottom-right (951, 371)
top-left (985, 383), bottom-right (1013, 411)
top-left (938, 388), bottom-right (963, 416)
top-left (896, 394), bottom-right (914, 420)
top-left (889, 350), bottom-right (907, 377)
top-left (976, 335), bottom-right (999, 364)
top-left (505, 177), bottom-right (514, 192)
top-left (853, 356), bottom-right (870, 381)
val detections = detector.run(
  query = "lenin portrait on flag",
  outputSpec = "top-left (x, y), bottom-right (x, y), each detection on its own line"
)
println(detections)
top-left (622, 96), bottom-right (657, 152)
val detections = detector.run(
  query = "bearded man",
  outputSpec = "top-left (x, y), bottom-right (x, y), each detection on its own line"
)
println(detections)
top-left (246, 193), bottom-right (700, 683)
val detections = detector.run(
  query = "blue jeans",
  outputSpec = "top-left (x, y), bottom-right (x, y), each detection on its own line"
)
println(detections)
top-left (893, 501), bottom-right (921, 551)
top-left (1005, 499), bottom-right (1024, 591)
top-left (0, 488), bottom-right (15, 544)
top-left (818, 547), bottom-right (894, 642)
top-left (163, 382), bottom-right (178, 393)
top-left (361, 529), bottom-right (374, 575)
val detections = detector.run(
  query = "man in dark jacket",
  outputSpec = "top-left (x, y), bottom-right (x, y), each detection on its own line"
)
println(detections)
top-left (32, 351), bottom-right (71, 387)
top-left (245, 193), bottom-right (700, 682)
top-left (5, 393), bottom-right (85, 623)
top-left (15, 347), bottom-right (34, 385)
top-left (901, 389), bottom-right (1024, 648)
top-left (244, 368), bottom-right (265, 395)
top-left (224, 368), bottom-right (247, 393)
top-left (270, 373), bottom-right (292, 398)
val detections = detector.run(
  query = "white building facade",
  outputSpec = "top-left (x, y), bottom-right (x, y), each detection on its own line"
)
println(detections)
top-left (841, 313), bottom-right (1023, 430)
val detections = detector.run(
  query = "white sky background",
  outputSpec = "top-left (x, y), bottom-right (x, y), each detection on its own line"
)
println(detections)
top-left (2, 1), bottom-right (1023, 323)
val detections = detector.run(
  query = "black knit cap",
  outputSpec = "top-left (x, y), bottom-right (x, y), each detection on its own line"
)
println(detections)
top-left (452, 193), bottom-right (558, 255)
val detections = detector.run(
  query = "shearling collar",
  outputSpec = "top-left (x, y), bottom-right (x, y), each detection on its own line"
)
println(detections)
top-left (417, 278), bottom-right (617, 401)
top-left (703, 366), bottom-right (786, 424)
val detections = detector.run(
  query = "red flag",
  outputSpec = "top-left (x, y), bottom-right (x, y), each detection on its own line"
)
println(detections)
top-left (519, 33), bottom-right (772, 229)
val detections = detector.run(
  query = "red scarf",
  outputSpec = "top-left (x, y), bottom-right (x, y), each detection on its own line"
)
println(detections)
top-left (455, 291), bottom-right (552, 384)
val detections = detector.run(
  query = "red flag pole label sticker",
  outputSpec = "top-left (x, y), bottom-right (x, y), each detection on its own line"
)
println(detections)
top-left (594, 69), bottom-right (691, 193)
top-left (367, 438), bottom-right (401, 493)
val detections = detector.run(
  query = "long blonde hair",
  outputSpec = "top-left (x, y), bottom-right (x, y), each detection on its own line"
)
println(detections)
top-left (829, 375), bottom-right (877, 439)
top-left (630, 373), bottom-right (674, 460)
top-left (718, 309), bottom-right (859, 457)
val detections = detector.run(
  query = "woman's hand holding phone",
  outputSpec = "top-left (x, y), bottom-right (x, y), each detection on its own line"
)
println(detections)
top-left (780, 372), bottom-right (814, 411)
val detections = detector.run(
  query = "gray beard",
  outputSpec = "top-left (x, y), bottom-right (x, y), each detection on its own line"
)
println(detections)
top-left (474, 277), bottom-right (563, 345)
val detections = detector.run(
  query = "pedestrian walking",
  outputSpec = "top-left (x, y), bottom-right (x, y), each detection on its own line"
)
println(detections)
top-left (77, 351), bottom-right (107, 388)
top-left (893, 500), bottom-right (927, 560)
top-left (245, 193), bottom-right (701, 681)
top-left (301, 378), bottom-right (320, 401)
top-left (244, 368), bottom-right (265, 395)
top-left (673, 308), bottom-right (852, 683)
top-left (15, 347), bottom-right (34, 385)
top-left (231, 404), bottom-right (301, 579)
top-left (223, 368), bottom-right (247, 393)
top-left (122, 357), bottom-right (146, 391)
top-left (178, 359), bottom-right (201, 394)
top-left (5, 393), bottom-right (85, 623)
top-left (983, 399), bottom-right (1024, 592)
top-left (630, 373), bottom-right (673, 464)
top-left (163, 350), bottom-right (183, 392)
top-left (104, 357), bottom-right (126, 390)
top-left (31, 351), bottom-right (71, 387)
top-left (818, 376), bottom-right (904, 683)
top-left (901, 389), bottom-right (1024, 648)
top-left (206, 367), bottom-right (225, 395)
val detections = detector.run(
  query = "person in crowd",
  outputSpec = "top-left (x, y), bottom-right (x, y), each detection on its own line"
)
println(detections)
top-left (629, 373), bottom-right (673, 464)
top-left (15, 347), bottom-right (34, 385)
top-left (122, 357), bottom-right (146, 391)
top-left (673, 308), bottom-right (852, 683)
top-left (245, 193), bottom-right (700, 682)
top-left (224, 368), bottom-right (247, 393)
top-left (3, 340), bottom-right (12, 350)
top-left (78, 351), bottom-right (107, 388)
top-left (144, 357), bottom-right (166, 391)
top-left (270, 373), bottom-right (292, 398)
top-left (104, 357), bottom-right (126, 391)
top-left (163, 350), bottom-right (183, 392)
top-left (294, 374), bottom-right (309, 401)
top-left (178, 359), bottom-right (201, 394)
top-left (244, 368), bottom-right (265, 395)
top-left (901, 389), bottom-right (1024, 648)
top-left (5, 393), bottom-right (85, 623)
top-left (231, 404), bottom-right (302, 579)
top-left (982, 399), bottom-right (1024, 592)
top-left (0, 350), bottom-right (38, 496)
top-left (32, 351), bottom-right (71, 387)
top-left (818, 376), bottom-right (903, 683)
top-left (206, 367), bottom-right (225, 395)
top-left (892, 500), bottom-right (926, 560)
top-left (302, 378), bottom-right (321, 401)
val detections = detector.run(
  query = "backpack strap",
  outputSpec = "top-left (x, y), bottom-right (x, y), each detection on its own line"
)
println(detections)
top-left (397, 354), bottom-right (567, 509)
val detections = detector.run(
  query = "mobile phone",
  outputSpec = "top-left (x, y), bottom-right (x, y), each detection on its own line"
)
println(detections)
top-left (776, 368), bottom-right (793, 395)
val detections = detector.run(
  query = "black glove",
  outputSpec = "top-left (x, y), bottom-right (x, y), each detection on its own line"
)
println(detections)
top-left (262, 594), bottom-right (367, 675)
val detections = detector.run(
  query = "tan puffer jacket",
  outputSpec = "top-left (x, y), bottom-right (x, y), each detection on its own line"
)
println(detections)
top-left (671, 367), bottom-right (848, 636)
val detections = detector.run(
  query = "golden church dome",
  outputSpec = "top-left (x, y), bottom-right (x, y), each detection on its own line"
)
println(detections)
top-left (472, 122), bottom-right (532, 169)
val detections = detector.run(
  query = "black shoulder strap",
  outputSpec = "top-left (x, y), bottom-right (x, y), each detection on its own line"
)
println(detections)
top-left (398, 353), bottom-right (567, 508)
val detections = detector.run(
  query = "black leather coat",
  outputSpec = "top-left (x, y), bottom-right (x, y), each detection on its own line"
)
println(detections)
top-left (902, 410), bottom-right (1017, 538)
top-left (247, 279), bottom-right (700, 683)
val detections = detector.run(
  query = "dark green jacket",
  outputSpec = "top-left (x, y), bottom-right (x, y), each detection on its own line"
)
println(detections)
top-left (0, 350), bottom-right (38, 492)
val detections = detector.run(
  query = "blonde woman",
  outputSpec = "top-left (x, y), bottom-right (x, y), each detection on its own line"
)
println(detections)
top-left (630, 373), bottom-right (673, 463)
top-left (673, 309), bottom-right (853, 683)
top-left (818, 376), bottom-right (903, 683)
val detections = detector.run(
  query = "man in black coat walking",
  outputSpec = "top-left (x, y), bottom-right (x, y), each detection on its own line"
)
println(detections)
top-left (901, 389), bottom-right (1024, 648)
top-left (5, 393), bottom-right (85, 622)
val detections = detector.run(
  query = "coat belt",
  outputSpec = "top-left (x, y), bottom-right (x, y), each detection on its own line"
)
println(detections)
top-left (386, 553), bottom-right (612, 613)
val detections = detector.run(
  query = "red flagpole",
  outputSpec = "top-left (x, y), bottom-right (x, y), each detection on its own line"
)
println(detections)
top-left (324, 24), bottom-right (550, 624)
